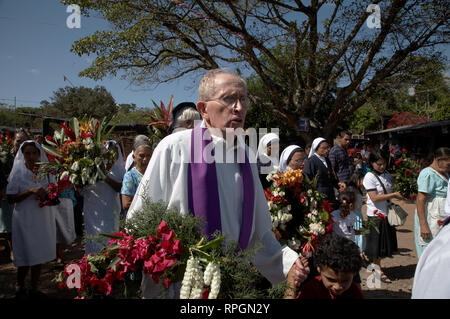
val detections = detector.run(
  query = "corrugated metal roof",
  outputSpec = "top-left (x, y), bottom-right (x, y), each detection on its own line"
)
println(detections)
top-left (365, 119), bottom-right (450, 135)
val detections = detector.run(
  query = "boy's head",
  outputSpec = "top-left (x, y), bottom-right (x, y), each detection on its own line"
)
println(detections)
top-left (314, 234), bottom-right (363, 296)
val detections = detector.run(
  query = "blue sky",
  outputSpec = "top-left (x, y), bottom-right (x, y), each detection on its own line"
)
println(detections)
top-left (0, 0), bottom-right (198, 110)
top-left (0, 1), bottom-right (448, 112)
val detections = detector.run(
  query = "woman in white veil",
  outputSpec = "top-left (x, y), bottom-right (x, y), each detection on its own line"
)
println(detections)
top-left (6, 140), bottom-right (56, 298)
top-left (82, 140), bottom-right (125, 255)
top-left (257, 133), bottom-right (280, 189)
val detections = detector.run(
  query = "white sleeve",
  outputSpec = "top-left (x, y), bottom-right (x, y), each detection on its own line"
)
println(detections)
top-left (6, 175), bottom-right (20, 195)
top-left (412, 225), bottom-right (450, 298)
top-left (249, 165), bottom-right (298, 285)
top-left (363, 172), bottom-right (378, 192)
top-left (127, 134), bottom-right (190, 220)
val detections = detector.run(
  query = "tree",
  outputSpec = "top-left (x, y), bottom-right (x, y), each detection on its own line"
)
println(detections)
top-left (63, 0), bottom-right (449, 138)
top-left (346, 56), bottom-right (449, 133)
top-left (41, 86), bottom-right (118, 119)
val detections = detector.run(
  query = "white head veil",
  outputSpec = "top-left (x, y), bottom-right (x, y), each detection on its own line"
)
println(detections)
top-left (257, 133), bottom-right (280, 171)
top-left (106, 140), bottom-right (125, 182)
top-left (279, 145), bottom-right (302, 172)
top-left (308, 137), bottom-right (326, 158)
top-left (7, 140), bottom-right (50, 189)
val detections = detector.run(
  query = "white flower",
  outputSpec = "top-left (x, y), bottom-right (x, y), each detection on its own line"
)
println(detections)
top-left (71, 161), bottom-right (80, 171)
top-left (82, 137), bottom-right (93, 145)
top-left (182, 257), bottom-right (204, 299)
top-left (278, 191), bottom-right (285, 197)
top-left (310, 223), bottom-right (325, 236)
top-left (209, 266), bottom-right (221, 299)
top-left (287, 205), bottom-right (292, 211)
top-left (307, 189), bottom-right (313, 196)
top-left (267, 201), bottom-right (273, 210)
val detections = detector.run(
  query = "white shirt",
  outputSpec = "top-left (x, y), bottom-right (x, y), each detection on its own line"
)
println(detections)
top-left (127, 125), bottom-right (298, 297)
top-left (331, 210), bottom-right (357, 242)
top-left (363, 171), bottom-right (393, 216)
top-left (412, 223), bottom-right (450, 298)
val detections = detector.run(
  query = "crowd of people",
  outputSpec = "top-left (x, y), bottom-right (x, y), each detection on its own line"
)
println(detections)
top-left (1, 68), bottom-right (449, 300)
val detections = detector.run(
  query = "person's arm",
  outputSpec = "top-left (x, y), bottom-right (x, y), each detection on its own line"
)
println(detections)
top-left (105, 176), bottom-right (122, 192)
top-left (366, 189), bottom-right (403, 203)
top-left (7, 187), bottom-right (46, 204)
top-left (416, 192), bottom-right (431, 240)
top-left (121, 194), bottom-right (134, 211)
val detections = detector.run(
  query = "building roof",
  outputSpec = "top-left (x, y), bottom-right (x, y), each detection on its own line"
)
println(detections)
top-left (365, 119), bottom-right (450, 136)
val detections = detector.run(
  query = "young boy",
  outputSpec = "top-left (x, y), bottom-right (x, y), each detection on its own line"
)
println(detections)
top-left (285, 234), bottom-right (364, 299)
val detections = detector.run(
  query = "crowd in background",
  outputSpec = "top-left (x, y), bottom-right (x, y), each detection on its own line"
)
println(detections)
top-left (0, 101), bottom-right (449, 299)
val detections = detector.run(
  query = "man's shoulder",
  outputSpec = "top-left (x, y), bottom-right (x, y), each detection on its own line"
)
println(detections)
top-left (154, 129), bottom-right (192, 151)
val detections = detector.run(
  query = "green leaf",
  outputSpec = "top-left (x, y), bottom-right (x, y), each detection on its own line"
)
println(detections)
top-left (107, 256), bottom-right (121, 270)
top-left (41, 144), bottom-right (63, 158)
top-left (197, 236), bottom-right (225, 252)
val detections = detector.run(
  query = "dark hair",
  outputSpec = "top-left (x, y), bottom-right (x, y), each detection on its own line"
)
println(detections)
top-left (314, 234), bottom-right (362, 274)
top-left (305, 143), bottom-right (312, 149)
top-left (433, 147), bottom-right (450, 160)
top-left (368, 151), bottom-right (386, 167)
top-left (348, 171), bottom-right (364, 194)
top-left (20, 141), bottom-right (40, 154)
top-left (338, 189), bottom-right (356, 218)
top-left (337, 130), bottom-right (352, 138)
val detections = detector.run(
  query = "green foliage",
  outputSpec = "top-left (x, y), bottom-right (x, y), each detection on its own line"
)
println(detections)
top-left (122, 196), bottom-right (288, 299)
top-left (43, 85), bottom-right (118, 119)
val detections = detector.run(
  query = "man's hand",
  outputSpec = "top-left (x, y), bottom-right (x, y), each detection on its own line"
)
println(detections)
top-left (284, 257), bottom-right (310, 298)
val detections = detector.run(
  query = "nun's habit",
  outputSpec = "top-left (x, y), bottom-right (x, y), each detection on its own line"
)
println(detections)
top-left (279, 145), bottom-right (302, 173)
top-left (303, 138), bottom-right (339, 205)
top-left (6, 140), bottom-right (56, 267)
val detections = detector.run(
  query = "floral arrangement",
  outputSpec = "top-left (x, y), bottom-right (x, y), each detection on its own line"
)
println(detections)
top-left (146, 95), bottom-right (173, 145)
top-left (56, 220), bottom-right (184, 298)
top-left (35, 175), bottom-right (72, 208)
top-left (264, 169), bottom-right (334, 255)
top-left (55, 199), bottom-right (286, 299)
top-left (39, 116), bottom-right (118, 187)
top-left (0, 130), bottom-right (14, 173)
top-left (392, 148), bottom-right (420, 200)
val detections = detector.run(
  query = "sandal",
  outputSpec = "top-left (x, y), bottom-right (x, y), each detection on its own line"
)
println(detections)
top-left (380, 274), bottom-right (392, 283)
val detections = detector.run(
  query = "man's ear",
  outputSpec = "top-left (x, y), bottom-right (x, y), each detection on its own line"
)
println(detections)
top-left (196, 101), bottom-right (208, 120)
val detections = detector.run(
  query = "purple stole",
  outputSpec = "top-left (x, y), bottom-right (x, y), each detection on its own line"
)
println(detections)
top-left (187, 125), bottom-right (254, 250)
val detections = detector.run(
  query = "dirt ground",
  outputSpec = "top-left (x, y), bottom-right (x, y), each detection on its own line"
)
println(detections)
top-left (0, 198), bottom-right (418, 299)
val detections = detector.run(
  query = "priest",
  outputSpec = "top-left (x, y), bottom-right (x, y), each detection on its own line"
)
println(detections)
top-left (127, 68), bottom-right (309, 298)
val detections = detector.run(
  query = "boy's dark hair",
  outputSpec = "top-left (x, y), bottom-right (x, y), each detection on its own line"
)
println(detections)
top-left (314, 234), bottom-right (362, 274)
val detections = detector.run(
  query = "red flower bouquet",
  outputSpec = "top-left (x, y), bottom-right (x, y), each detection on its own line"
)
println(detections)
top-left (392, 149), bottom-right (420, 200)
top-left (56, 220), bottom-right (184, 298)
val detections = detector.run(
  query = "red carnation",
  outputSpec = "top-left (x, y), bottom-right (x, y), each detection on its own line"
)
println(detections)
top-left (405, 170), bottom-right (411, 177)
top-left (395, 158), bottom-right (403, 166)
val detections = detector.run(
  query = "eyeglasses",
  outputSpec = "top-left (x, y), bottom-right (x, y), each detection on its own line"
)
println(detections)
top-left (208, 95), bottom-right (250, 109)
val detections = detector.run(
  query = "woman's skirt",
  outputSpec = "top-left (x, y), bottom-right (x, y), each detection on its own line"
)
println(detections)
top-left (56, 198), bottom-right (77, 245)
top-left (364, 216), bottom-right (398, 260)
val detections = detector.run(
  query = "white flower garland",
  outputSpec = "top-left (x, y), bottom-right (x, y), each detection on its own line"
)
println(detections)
top-left (180, 258), bottom-right (221, 299)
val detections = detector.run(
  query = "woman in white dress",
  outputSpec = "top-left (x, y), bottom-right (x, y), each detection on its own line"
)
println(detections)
top-left (82, 140), bottom-right (125, 255)
top-left (6, 140), bottom-right (56, 298)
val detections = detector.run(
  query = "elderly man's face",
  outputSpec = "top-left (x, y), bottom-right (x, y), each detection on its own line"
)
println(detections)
top-left (197, 73), bottom-right (249, 132)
